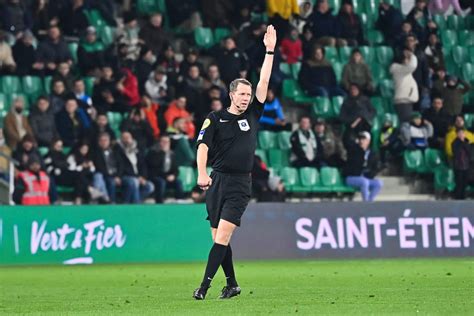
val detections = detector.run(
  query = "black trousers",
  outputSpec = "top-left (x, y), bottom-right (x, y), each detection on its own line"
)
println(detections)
top-left (454, 169), bottom-right (469, 200)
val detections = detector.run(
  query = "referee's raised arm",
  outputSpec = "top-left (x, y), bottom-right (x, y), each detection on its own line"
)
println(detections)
top-left (255, 25), bottom-right (277, 104)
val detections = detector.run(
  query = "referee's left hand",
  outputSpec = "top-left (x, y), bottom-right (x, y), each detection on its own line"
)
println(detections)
top-left (197, 174), bottom-right (212, 191)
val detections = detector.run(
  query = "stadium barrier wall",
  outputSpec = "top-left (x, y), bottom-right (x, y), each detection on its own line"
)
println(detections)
top-left (0, 202), bottom-right (473, 265)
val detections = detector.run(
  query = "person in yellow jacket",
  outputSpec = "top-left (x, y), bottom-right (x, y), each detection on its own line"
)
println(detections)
top-left (445, 115), bottom-right (474, 159)
top-left (267, 0), bottom-right (299, 39)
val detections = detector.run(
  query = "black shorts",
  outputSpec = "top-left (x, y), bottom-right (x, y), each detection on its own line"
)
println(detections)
top-left (205, 171), bottom-right (252, 228)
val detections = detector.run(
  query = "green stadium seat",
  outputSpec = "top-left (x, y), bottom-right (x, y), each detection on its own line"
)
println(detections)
top-left (292, 167), bottom-right (316, 193)
top-left (363, 0), bottom-right (379, 16)
top-left (194, 27), bottom-right (214, 49)
top-left (328, 0), bottom-right (341, 12)
top-left (432, 15), bottom-right (446, 30)
top-left (320, 167), bottom-right (355, 193)
top-left (352, 0), bottom-right (364, 14)
top-left (424, 148), bottom-right (445, 171)
top-left (281, 79), bottom-right (315, 103)
top-left (451, 46), bottom-right (469, 64)
top-left (258, 131), bottom-right (277, 150)
top-left (464, 113), bottom-right (474, 129)
top-left (367, 30), bottom-right (384, 45)
top-left (277, 131), bottom-right (292, 150)
top-left (22, 76), bottom-right (44, 102)
top-left (457, 30), bottom-right (474, 46)
top-left (379, 79), bottom-right (394, 98)
top-left (383, 113), bottom-right (399, 128)
top-left (333, 61), bottom-right (343, 83)
top-left (470, 47), bottom-right (474, 64)
top-left (43, 76), bottom-right (52, 94)
top-left (280, 63), bottom-right (292, 76)
top-left (100, 26), bottom-right (115, 47)
top-left (332, 96), bottom-right (344, 116)
top-left (376, 46), bottom-right (394, 66)
top-left (300, 167), bottom-right (331, 193)
top-left (0, 93), bottom-right (7, 111)
top-left (68, 42), bottom-right (78, 63)
top-left (370, 97), bottom-right (386, 117)
top-left (255, 148), bottom-right (268, 164)
top-left (441, 30), bottom-right (458, 48)
top-left (371, 62), bottom-right (388, 83)
top-left (383, 0), bottom-right (400, 8)
top-left (157, 0), bottom-right (168, 14)
top-left (214, 27), bottom-right (231, 43)
top-left (291, 62), bottom-right (302, 79)
top-left (461, 63), bottom-right (474, 84)
top-left (359, 13), bottom-right (371, 32)
top-left (467, 15), bottom-right (474, 30)
top-left (83, 77), bottom-right (95, 96)
top-left (434, 166), bottom-right (455, 192)
top-left (359, 46), bottom-right (374, 64)
top-left (85, 9), bottom-right (107, 28)
top-left (0, 76), bottom-right (21, 94)
top-left (311, 97), bottom-right (333, 119)
top-left (447, 15), bottom-right (465, 30)
top-left (403, 150), bottom-right (426, 173)
top-left (38, 147), bottom-right (49, 157)
top-left (279, 167), bottom-right (298, 192)
top-left (268, 148), bottom-right (290, 169)
top-left (178, 166), bottom-right (196, 192)
top-left (324, 46), bottom-right (339, 63)
top-left (339, 46), bottom-right (352, 64)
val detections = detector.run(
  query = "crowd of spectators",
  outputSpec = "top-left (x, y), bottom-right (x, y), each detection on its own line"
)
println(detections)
top-left (0, 0), bottom-right (473, 204)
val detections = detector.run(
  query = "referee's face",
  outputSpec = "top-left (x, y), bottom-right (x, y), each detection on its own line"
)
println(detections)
top-left (230, 83), bottom-right (252, 112)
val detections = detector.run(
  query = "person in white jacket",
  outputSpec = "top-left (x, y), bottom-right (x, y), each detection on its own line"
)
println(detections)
top-left (390, 50), bottom-right (419, 123)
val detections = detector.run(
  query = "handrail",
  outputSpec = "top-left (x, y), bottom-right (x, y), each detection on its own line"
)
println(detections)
top-left (0, 151), bottom-right (18, 205)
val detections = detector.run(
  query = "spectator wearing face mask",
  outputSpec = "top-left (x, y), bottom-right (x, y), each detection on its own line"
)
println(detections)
top-left (3, 97), bottom-right (35, 149)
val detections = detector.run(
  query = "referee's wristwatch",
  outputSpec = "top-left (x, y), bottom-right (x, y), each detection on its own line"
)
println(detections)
top-left (266, 51), bottom-right (274, 55)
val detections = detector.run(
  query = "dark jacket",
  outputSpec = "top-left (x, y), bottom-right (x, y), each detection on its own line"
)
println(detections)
top-left (308, 9), bottom-right (340, 39)
top-left (93, 145), bottom-right (122, 177)
top-left (214, 47), bottom-right (249, 85)
top-left (1, 2), bottom-right (31, 34)
top-left (55, 109), bottom-right (90, 147)
top-left (375, 5), bottom-right (403, 44)
top-left (337, 11), bottom-right (365, 45)
top-left (422, 107), bottom-right (451, 139)
top-left (28, 106), bottom-right (59, 147)
top-left (452, 138), bottom-right (471, 171)
top-left (119, 119), bottom-right (154, 150)
top-left (146, 148), bottom-right (178, 179)
top-left (12, 147), bottom-right (43, 171)
top-left (299, 59), bottom-right (337, 91)
top-left (343, 143), bottom-right (380, 179)
top-left (58, 3), bottom-right (89, 37)
top-left (12, 40), bottom-right (35, 76)
top-left (139, 23), bottom-right (170, 55)
top-left (412, 50), bottom-right (430, 90)
top-left (115, 141), bottom-right (148, 178)
top-left (35, 38), bottom-right (72, 64)
top-left (44, 149), bottom-right (73, 183)
top-left (339, 95), bottom-right (376, 127)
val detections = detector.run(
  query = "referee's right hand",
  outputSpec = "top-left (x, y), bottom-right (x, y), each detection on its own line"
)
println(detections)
top-left (197, 174), bottom-right (212, 191)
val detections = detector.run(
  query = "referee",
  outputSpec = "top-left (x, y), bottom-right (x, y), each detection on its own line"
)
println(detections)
top-left (193, 25), bottom-right (277, 300)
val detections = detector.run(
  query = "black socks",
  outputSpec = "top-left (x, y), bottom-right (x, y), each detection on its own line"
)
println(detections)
top-left (201, 243), bottom-right (228, 289)
top-left (221, 244), bottom-right (238, 287)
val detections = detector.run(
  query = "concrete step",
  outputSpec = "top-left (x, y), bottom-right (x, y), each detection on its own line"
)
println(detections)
top-left (378, 176), bottom-right (411, 195)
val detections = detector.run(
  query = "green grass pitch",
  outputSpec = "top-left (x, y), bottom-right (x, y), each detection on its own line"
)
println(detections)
top-left (1, 259), bottom-right (472, 315)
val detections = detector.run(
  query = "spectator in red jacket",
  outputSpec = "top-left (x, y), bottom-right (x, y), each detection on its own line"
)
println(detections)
top-left (117, 68), bottom-right (140, 107)
top-left (280, 27), bottom-right (302, 64)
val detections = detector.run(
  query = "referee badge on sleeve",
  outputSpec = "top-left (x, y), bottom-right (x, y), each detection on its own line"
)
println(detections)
top-left (238, 119), bottom-right (250, 131)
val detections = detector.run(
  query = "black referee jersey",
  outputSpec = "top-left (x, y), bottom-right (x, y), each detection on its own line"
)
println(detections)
top-left (196, 98), bottom-right (264, 174)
